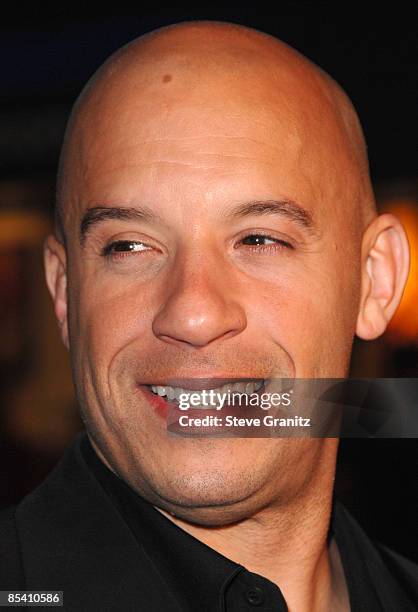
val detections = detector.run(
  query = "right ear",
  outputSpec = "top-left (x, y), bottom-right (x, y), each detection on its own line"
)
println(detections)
top-left (44, 233), bottom-right (69, 350)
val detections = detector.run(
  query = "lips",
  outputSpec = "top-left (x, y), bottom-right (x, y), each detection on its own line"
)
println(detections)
top-left (137, 373), bottom-right (296, 429)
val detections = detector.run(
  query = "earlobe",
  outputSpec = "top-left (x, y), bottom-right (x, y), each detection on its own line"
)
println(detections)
top-left (356, 214), bottom-right (410, 340)
top-left (44, 233), bottom-right (70, 349)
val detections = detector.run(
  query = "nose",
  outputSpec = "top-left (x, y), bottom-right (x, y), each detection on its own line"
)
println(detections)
top-left (152, 255), bottom-right (247, 349)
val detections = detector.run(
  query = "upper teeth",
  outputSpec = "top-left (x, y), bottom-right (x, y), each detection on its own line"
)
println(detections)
top-left (150, 380), bottom-right (264, 401)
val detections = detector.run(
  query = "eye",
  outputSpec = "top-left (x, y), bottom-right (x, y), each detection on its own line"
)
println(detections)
top-left (101, 240), bottom-right (154, 260)
top-left (236, 233), bottom-right (294, 251)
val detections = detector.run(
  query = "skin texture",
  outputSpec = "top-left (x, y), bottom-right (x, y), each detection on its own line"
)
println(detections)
top-left (44, 21), bottom-right (410, 611)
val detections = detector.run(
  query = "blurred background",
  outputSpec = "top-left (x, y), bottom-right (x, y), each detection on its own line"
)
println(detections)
top-left (0, 5), bottom-right (417, 560)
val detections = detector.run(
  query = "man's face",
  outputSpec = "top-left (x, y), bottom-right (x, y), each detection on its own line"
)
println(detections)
top-left (58, 54), bottom-right (363, 522)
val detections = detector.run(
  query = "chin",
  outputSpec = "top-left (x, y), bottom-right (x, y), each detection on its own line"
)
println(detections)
top-left (163, 502), bottom-right (257, 527)
top-left (154, 487), bottom-right (264, 527)
top-left (141, 465), bottom-right (269, 523)
top-left (123, 436), bottom-right (299, 514)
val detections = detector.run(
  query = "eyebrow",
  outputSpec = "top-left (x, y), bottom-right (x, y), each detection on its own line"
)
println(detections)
top-left (225, 199), bottom-right (317, 234)
top-left (79, 198), bottom-right (318, 246)
top-left (79, 205), bottom-right (159, 246)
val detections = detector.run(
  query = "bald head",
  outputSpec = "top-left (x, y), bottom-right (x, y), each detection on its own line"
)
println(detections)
top-left (55, 20), bottom-right (375, 243)
top-left (45, 20), bottom-right (410, 534)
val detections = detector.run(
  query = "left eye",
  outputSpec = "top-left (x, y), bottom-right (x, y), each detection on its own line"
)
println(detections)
top-left (238, 234), bottom-right (293, 249)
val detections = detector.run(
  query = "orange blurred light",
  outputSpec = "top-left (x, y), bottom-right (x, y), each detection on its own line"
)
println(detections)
top-left (384, 200), bottom-right (418, 345)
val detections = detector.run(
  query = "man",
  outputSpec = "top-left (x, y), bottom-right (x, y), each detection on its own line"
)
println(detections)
top-left (1, 20), bottom-right (416, 611)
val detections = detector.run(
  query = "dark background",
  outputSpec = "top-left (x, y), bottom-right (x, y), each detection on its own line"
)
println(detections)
top-left (0, 4), bottom-right (417, 561)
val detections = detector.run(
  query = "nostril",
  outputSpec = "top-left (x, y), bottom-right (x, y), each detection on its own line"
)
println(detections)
top-left (155, 327), bottom-right (244, 349)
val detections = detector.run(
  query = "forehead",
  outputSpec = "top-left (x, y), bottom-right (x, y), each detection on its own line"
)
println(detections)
top-left (64, 51), bottom-right (358, 230)
top-left (80, 52), bottom-right (343, 150)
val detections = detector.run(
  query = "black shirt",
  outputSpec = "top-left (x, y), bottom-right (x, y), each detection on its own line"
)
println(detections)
top-left (80, 434), bottom-right (417, 611)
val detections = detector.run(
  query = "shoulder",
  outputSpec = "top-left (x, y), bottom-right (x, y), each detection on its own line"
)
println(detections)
top-left (0, 433), bottom-right (95, 590)
top-left (0, 504), bottom-right (18, 542)
top-left (0, 505), bottom-right (24, 588)
top-left (375, 542), bottom-right (418, 605)
top-left (334, 502), bottom-right (418, 609)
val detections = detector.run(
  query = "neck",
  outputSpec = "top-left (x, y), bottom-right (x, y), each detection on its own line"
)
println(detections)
top-left (158, 440), bottom-right (349, 612)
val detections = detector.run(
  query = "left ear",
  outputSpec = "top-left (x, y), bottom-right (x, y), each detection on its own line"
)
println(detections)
top-left (356, 213), bottom-right (410, 340)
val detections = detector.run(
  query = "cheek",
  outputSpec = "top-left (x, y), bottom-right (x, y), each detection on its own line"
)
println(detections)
top-left (247, 259), bottom-right (359, 376)
top-left (69, 276), bottom-right (154, 386)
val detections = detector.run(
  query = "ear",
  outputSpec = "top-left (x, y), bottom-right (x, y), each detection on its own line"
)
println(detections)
top-left (44, 233), bottom-right (69, 349)
top-left (356, 213), bottom-right (410, 340)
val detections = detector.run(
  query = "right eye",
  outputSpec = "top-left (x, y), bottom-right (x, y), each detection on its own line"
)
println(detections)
top-left (101, 240), bottom-right (154, 260)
